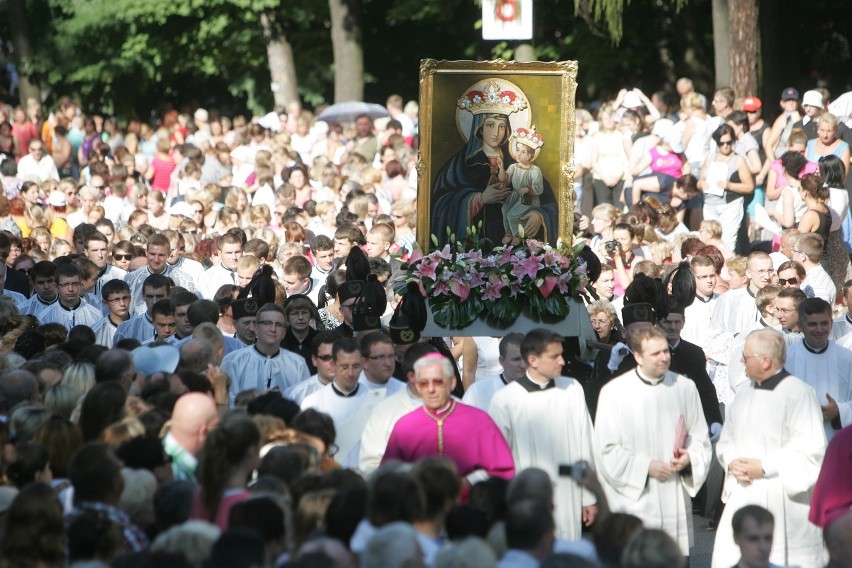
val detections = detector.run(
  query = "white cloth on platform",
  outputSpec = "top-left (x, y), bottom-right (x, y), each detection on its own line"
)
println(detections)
top-left (595, 369), bottom-right (712, 556)
top-left (788, 340), bottom-right (852, 442)
top-left (712, 373), bottom-right (827, 568)
top-left (489, 376), bottom-right (596, 541)
top-left (222, 346), bottom-right (310, 406)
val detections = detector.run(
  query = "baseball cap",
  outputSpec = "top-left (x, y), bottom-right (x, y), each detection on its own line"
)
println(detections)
top-left (48, 191), bottom-right (66, 207)
top-left (741, 97), bottom-right (762, 112)
top-left (781, 87), bottom-right (799, 101)
top-left (802, 90), bottom-right (824, 108)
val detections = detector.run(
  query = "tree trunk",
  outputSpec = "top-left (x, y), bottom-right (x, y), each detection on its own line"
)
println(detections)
top-left (728, 0), bottom-right (759, 99)
top-left (259, 11), bottom-right (300, 110)
top-left (711, 0), bottom-right (731, 89)
top-left (329, 0), bottom-right (364, 102)
top-left (8, 0), bottom-right (42, 108)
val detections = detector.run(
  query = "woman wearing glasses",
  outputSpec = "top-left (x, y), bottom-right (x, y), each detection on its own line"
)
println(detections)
top-left (699, 124), bottom-right (754, 252)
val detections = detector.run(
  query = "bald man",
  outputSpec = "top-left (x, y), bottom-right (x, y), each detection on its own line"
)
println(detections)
top-left (162, 392), bottom-right (220, 481)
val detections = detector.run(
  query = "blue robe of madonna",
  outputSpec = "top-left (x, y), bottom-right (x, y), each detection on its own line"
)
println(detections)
top-left (431, 113), bottom-right (558, 249)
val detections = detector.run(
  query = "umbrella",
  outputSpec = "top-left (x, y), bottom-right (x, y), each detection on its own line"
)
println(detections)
top-left (317, 101), bottom-right (388, 124)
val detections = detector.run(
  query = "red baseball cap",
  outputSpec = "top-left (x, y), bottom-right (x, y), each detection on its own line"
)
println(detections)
top-left (742, 96), bottom-right (762, 112)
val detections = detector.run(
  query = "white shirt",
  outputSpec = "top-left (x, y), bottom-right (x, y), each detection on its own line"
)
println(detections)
top-left (17, 154), bottom-right (59, 183)
top-left (801, 265), bottom-right (836, 305)
top-left (461, 374), bottom-right (508, 411)
top-left (359, 384), bottom-right (422, 476)
top-left (113, 313), bottom-right (155, 345)
top-left (20, 293), bottom-right (57, 318)
top-left (222, 346), bottom-right (310, 406)
top-left (197, 263), bottom-right (238, 300)
top-left (284, 374), bottom-right (331, 406)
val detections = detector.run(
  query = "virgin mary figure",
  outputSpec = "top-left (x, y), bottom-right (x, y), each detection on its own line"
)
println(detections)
top-left (431, 80), bottom-right (558, 249)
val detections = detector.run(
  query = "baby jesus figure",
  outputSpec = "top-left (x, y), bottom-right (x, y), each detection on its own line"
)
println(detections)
top-left (501, 126), bottom-right (544, 245)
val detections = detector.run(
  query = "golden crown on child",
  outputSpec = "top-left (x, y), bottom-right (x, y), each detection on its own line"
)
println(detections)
top-left (513, 126), bottom-right (543, 150)
top-left (457, 80), bottom-right (528, 115)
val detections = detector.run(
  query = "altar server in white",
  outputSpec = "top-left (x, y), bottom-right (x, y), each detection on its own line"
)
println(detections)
top-left (197, 232), bottom-right (243, 300)
top-left (221, 303), bottom-right (309, 406)
top-left (302, 337), bottom-right (385, 468)
top-left (489, 329), bottom-right (597, 541)
top-left (595, 324), bottom-right (712, 558)
top-left (787, 297), bottom-right (852, 442)
top-left (711, 252), bottom-right (774, 336)
top-left (39, 263), bottom-right (102, 329)
top-left (712, 328), bottom-right (826, 568)
top-left (463, 333), bottom-right (526, 412)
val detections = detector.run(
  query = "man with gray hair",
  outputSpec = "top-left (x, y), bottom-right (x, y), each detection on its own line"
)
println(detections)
top-left (712, 328), bottom-right (826, 568)
top-left (0, 370), bottom-right (39, 416)
top-left (361, 522), bottom-right (424, 568)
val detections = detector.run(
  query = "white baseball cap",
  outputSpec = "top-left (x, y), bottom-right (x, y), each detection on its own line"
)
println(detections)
top-left (802, 90), bottom-right (824, 108)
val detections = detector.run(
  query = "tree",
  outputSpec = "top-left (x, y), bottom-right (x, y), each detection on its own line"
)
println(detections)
top-left (7, 0), bottom-right (41, 107)
top-left (329, 0), bottom-right (364, 102)
top-left (728, 0), bottom-right (758, 97)
top-left (259, 9), bottom-right (300, 110)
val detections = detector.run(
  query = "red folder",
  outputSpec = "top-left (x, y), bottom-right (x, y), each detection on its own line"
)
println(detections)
top-left (673, 415), bottom-right (687, 457)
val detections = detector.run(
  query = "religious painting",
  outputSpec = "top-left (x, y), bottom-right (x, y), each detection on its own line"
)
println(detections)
top-left (417, 59), bottom-right (578, 252)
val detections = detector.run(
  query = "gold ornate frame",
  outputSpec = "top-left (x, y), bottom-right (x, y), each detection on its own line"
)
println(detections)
top-left (417, 59), bottom-right (578, 252)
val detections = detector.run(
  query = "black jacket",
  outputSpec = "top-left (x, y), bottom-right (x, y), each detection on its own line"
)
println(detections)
top-left (670, 339), bottom-right (723, 426)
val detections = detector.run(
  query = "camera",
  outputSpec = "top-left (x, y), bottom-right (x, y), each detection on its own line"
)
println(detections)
top-left (605, 240), bottom-right (620, 254)
top-left (558, 462), bottom-right (587, 480)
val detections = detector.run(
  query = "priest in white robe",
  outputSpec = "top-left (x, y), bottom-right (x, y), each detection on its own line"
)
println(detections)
top-left (221, 304), bottom-right (309, 406)
top-left (786, 298), bottom-right (852, 442)
top-left (713, 328), bottom-right (826, 568)
top-left (39, 265), bottom-right (102, 329)
top-left (595, 324), bottom-right (712, 557)
top-left (463, 333), bottom-right (526, 412)
top-left (681, 255), bottom-right (722, 347)
top-left (489, 329), bottom-right (597, 541)
top-left (302, 337), bottom-right (385, 468)
top-left (711, 252), bottom-right (774, 336)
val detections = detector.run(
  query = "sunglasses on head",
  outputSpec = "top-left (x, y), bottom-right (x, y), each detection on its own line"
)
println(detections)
top-left (113, 253), bottom-right (133, 261)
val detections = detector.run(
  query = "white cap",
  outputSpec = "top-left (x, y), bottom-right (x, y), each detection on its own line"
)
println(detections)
top-left (48, 191), bottom-right (66, 207)
top-left (622, 91), bottom-right (642, 109)
top-left (802, 90), bottom-right (824, 108)
top-left (167, 201), bottom-right (196, 218)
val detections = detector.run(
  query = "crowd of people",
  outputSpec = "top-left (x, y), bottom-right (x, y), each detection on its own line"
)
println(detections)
top-left (0, 80), bottom-right (850, 568)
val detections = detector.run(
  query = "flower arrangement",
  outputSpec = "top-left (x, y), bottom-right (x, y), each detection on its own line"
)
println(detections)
top-left (403, 224), bottom-right (589, 329)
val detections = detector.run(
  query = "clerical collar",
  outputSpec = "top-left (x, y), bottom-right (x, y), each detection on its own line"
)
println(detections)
top-left (97, 265), bottom-right (108, 278)
top-left (746, 285), bottom-right (757, 298)
top-left (516, 372), bottom-right (555, 393)
top-left (499, 373), bottom-right (508, 385)
top-left (37, 295), bottom-right (56, 306)
top-left (803, 340), bottom-right (829, 354)
top-left (759, 317), bottom-right (774, 328)
top-left (253, 345), bottom-right (280, 359)
top-left (331, 382), bottom-right (359, 397)
top-left (754, 368), bottom-right (789, 391)
top-left (221, 262), bottom-right (236, 274)
top-left (148, 265), bottom-right (167, 276)
top-left (694, 293), bottom-right (713, 303)
top-left (636, 368), bottom-right (664, 386)
top-left (59, 299), bottom-right (82, 311)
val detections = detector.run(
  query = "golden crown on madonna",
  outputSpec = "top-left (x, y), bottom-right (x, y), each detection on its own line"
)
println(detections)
top-left (457, 80), bottom-right (528, 115)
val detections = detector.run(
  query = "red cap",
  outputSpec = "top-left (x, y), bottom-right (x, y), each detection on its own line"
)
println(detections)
top-left (742, 96), bottom-right (762, 112)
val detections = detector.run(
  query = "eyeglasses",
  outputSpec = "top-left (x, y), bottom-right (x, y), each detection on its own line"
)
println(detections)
top-left (590, 318), bottom-right (611, 326)
top-left (113, 254), bottom-right (133, 261)
top-left (774, 306), bottom-right (794, 314)
top-left (57, 281), bottom-right (81, 289)
top-left (742, 352), bottom-right (766, 360)
top-left (778, 277), bottom-right (799, 286)
top-left (315, 354), bottom-right (333, 362)
top-left (367, 354), bottom-right (395, 361)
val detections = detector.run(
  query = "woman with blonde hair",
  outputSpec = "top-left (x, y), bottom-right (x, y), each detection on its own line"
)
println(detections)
top-left (806, 113), bottom-right (850, 181)
top-left (44, 383), bottom-right (83, 421)
top-left (29, 226), bottom-right (53, 253)
top-left (249, 204), bottom-right (272, 230)
top-left (48, 238), bottom-right (72, 260)
top-left (590, 203), bottom-right (620, 259)
top-left (62, 362), bottom-right (95, 399)
top-left (390, 199), bottom-right (416, 253)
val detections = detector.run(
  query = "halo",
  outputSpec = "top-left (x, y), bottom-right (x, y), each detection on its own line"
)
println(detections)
top-left (455, 78), bottom-right (532, 143)
top-left (507, 134), bottom-right (542, 161)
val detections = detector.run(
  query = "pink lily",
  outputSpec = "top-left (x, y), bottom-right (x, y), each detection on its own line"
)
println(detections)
top-left (449, 280), bottom-right (471, 301)
top-left (539, 275), bottom-right (559, 299)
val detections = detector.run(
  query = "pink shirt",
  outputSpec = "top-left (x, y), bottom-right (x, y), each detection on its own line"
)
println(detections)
top-left (650, 147), bottom-right (684, 178)
top-left (150, 157), bottom-right (176, 191)
top-left (189, 488), bottom-right (251, 531)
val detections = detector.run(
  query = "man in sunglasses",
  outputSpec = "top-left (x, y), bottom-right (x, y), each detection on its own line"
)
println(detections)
top-left (284, 330), bottom-right (339, 405)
